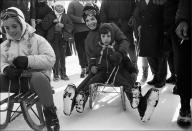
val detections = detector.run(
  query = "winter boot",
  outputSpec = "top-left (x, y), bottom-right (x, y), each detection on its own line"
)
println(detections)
top-left (61, 75), bottom-right (69, 81)
top-left (60, 68), bottom-right (69, 81)
top-left (126, 82), bottom-right (142, 109)
top-left (154, 80), bottom-right (166, 88)
top-left (166, 74), bottom-right (177, 84)
top-left (147, 76), bottom-right (158, 85)
top-left (140, 66), bottom-right (148, 85)
top-left (173, 85), bottom-right (178, 95)
top-left (80, 68), bottom-right (87, 78)
top-left (63, 84), bottom-right (76, 116)
top-left (177, 108), bottom-right (191, 128)
top-left (137, 88), bottom-right (159, 122)
top-left (43, 106), bottom-right (60, 131)
top-left (75, 91), bottom-right (88, 113)
top-left (53, 75), bottom-right (60, 81)
top-left (53, 69), bottom-right (60, 81)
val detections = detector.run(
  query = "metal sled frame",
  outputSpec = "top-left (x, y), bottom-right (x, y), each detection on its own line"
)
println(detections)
top-left (89, 66), bottom-right (126, 111)
top-left (0, 71), bottom-right (46, 131)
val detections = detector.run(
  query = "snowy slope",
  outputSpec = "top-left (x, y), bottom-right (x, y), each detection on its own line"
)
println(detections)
top-left (1, 55), bottom-right (191, 130)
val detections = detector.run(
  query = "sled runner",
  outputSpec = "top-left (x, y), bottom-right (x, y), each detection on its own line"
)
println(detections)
top-left (89, 66), bottom-right (126, 111)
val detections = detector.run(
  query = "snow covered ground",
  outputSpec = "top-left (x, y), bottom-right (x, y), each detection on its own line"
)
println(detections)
top-left (1, 55), bottom-right (191, 130)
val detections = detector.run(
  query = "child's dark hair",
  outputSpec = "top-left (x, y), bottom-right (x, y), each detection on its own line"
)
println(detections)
top-left (99, 27), bottom-right (111, 35)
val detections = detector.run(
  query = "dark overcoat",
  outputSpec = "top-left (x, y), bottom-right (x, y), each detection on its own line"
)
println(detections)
top-left (135, 0), bottom-right (164, 57)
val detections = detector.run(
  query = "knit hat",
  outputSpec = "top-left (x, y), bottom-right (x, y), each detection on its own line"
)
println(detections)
top-left (1, 7), bottom-right (27, 40)
top-left (82, 5), bottom-right (100, 25)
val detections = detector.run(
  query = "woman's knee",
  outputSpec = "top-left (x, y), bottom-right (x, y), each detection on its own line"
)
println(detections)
top-left (30, 72), bottom-right (50, 85)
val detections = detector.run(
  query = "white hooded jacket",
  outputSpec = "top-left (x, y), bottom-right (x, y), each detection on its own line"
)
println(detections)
top-left (0, 7), bottom-right (55, 79)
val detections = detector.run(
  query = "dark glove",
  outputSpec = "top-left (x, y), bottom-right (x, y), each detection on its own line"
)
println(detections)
top-left (13, 56), bottom-right (28, 69)
top-left (3, 65), bottom-right (22, 80)
top-left (131, 73), bottom-right (138, 82)
top-left (109, 51), bottom-right (123, 66)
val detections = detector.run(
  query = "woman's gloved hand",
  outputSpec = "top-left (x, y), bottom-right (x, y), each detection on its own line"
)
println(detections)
top-left (109, 51), bottom-right (123, 66)
top-left (3, 65), bottom-right (22, 80)
top-left (13, 56), bottom-right (28, 69)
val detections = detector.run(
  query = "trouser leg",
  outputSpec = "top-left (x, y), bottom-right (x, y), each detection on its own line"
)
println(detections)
top-left (52, 35), bottom-right (60, 78)
top-left (59, 40), bottom-right (67, 77)
top-left (168, 51), bottom-right (175, 75)
top-left (30, 72), bottom-right (54, 107)
top-left (147, 56), bottom-right (167, 82)
top-left (76, 71), bottom-right (107, 96)
top-left (176, 40), bottom-right (191, 110)
top-left (74, 31), bottom-right (88, 68)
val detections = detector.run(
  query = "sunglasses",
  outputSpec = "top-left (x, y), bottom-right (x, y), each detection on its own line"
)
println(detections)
top-left (0, 9), bottom-right (24, 20)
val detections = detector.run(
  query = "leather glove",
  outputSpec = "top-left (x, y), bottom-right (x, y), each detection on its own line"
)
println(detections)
top-left (3, 65), bottom-right (22, 80)
top-left (109, 51), bottom-right (123, 66)
top-left (91, 66), bottom-right (98, 74)
top-left (13, 56), bottom-right (28, 69)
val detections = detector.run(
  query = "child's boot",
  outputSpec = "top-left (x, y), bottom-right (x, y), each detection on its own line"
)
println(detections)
top-left (75, 91), bottom-right (88, 113)
top-left (63, 84), bottom-right (76, 116)
top-left (137, 88), bottom-right (159, 122)
top-left (125, 82), bottom-right (142, 109)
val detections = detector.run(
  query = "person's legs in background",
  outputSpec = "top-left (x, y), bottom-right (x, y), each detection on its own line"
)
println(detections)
top-left (147, 57), bottom-right (158, 85)
top-left (122, 22), bottom-right (137, 67)
top-left (167, 51), bottom-right (177, 84)
top-left (59, 39), bottom-right (69, 81)
top-left (147, 56), bottom-right (167, 88)
top-left (52, 33), bottom-right (60, 81)
top-left (164, 28), bottom-right (177, 85)
top-left (74, 31), bottom-right (89, 78)
top-left (176, 39), bottom-right (191, 127)
top-left (140, 57), bottom-right (149, 85)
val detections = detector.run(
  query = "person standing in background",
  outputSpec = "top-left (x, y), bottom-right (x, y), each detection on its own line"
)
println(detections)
top-left (67, 0), bottom-right (90, 78)
top-left (134, 0), bottom-right (167, 88)
top-left (41, 1), bottom-right (73, 81)
top-left (32, 0), bottom-right (53, 37)
top-left (163, 0), bottom-right (179, 93)
top-left (175, 0), bottom-right (191, 128)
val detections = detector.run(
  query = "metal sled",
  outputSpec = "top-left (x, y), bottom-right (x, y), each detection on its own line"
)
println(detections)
top-left (89, 66), bottom-right (126, 111)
